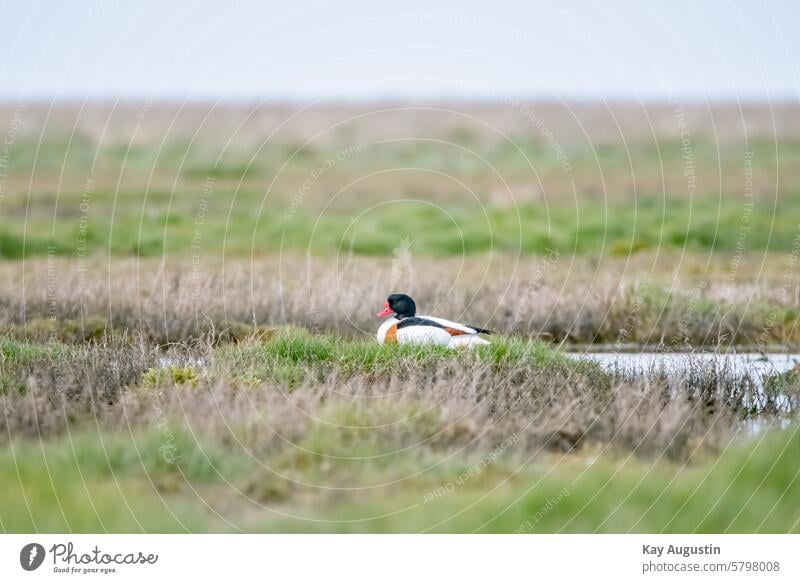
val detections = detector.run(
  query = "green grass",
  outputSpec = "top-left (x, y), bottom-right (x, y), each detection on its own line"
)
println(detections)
top-left (4, 194), bottom-right (799, 258)
top-left (214, 328), bottom-right (602, 385)
top-left (0, 429), bottom-right (241, 532)
top-left (293, 424), bottom-right (800, 533)
top-left (0, 337), bottom-right (68, 392)
top-left (1, 423), bottom-right (797, 532)
top-left (4, 128), bottom-right (799, 258)
top-left (0, 336), bottom-right (54, 364)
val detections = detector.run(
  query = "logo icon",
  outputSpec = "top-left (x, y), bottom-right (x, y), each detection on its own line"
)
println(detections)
top-left (20, 543), bottom-right (46, 571)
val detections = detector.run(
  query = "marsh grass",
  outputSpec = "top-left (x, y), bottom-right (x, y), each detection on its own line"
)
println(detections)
top-left (214, 328), bottom-right (597, 385)
top-left (764, 366), bottom-right (800, 413)
top-left (0, 328), bottom-right (796, 532)
top-left (3, 255), bottom-right (799, 347)
top-left (0, 329), bottom-right (772, 457)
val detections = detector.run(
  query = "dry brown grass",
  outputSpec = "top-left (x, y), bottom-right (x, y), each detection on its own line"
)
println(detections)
top-left (2, 252), bottom-right (798, 346)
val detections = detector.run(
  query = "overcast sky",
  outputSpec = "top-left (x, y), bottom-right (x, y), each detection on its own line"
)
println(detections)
top-left (1, 0), bottom-right (798, 102)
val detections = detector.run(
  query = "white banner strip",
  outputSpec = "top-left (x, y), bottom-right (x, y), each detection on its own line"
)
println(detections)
top-left (1, 535), bottom-right (798, 582)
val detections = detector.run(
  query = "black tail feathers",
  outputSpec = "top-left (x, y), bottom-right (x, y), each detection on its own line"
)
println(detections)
top-left (469, 325), bottom-right (494, 335)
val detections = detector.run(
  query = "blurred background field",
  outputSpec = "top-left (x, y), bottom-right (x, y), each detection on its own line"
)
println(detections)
top-left (2, 102), bottom-right (799, 259)
top-left (2, 101), bottom-right (799, 348)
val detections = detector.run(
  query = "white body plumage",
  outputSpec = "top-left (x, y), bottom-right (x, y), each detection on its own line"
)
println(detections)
top-left (376, 315), bottom-right (490, 348)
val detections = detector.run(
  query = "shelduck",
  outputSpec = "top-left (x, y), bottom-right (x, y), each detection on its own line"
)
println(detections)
top-left (376, 293), bottom-right (492, 347)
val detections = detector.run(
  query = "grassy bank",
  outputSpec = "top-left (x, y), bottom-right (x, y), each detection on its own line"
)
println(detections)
top-left (1, 328), bottom-right (797, 532)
